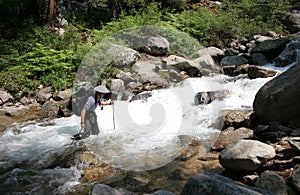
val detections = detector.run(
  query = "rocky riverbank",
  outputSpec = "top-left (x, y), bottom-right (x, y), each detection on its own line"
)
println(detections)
top-left (1, 32), bottom-right (300, 194)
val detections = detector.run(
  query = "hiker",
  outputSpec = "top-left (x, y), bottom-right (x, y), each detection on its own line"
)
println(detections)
top-left (72, 85), bottom-right (113, 140)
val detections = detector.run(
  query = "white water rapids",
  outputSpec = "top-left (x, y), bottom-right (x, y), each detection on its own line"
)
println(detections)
top-left (0, 65), bottom-right (291, 194)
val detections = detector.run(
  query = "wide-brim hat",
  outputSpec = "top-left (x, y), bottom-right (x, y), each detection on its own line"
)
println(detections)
top-left (94, 85), bottom-right (110, 93)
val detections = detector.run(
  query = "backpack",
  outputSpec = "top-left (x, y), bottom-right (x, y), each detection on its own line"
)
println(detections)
top-left (67, 82), bottom-right (94, 116)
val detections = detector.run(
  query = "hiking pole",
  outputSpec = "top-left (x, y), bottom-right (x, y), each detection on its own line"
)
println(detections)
top-left (112, 101), bottom-right (115, 130)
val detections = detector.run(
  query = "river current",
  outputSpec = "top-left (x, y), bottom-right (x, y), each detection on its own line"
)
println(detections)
top-left (0, 64), bottom-right (292, 194)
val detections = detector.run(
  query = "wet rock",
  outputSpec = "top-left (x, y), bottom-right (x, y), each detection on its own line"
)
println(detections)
top-left (289, 166), bottom-right (300, 192)
top-left (180, 172), bottom-right (274, 195)
top-left (253, 63), bottom-right (300, 127)
top-left (248, 65), bottom-right (277, 79)
top-left (249, 53), bottom-right (270, 66)
top-left (107, 44), bottom-right (141, 68)
top-left (92, 184), bottom-right (131, 195)
top-left (40, 99), bottom-right (60, 118)
top-left (194, 90), bottom-right (228, 105)
top-left (288, 137), bottom-right (300, 151)
top-left (220, 55), bottom-right (248, 67)
top-left (219, 140), bottom-right (276, 171)
top-left (273, 41), bottom-right (300, 67)
top-left (212, 127), bottom-right (254, 150)
top-left (255, 171), bottom-right (288, 195)
top-left (250, 39), bottom-right (287, 60)
top-left (140, 35), bottom-right (170, 55)
top-left (84, 163), bottom-right (116, 182)
top-left (169, 69), bottom-right (183, 82)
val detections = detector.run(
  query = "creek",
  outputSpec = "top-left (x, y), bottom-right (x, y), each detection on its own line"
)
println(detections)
top-left (0, 64), bottom-right (292, 194)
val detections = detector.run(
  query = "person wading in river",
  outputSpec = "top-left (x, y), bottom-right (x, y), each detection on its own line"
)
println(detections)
top-left (72, 85), bottom-right (113, 140)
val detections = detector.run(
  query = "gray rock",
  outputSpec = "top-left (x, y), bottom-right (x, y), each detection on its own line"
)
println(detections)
top-left (55, 89), bottom-right (72, 101)
top-left (219, 140), bottom-right (276, 171)
top-left (198, 46), bottom-right (225, 58)
top-left (4, 105), bottom-right (29, 117)
top-left (40, 99), bottom-right (60, 118)
top-left (193, 54), bottom-right (223, 76)
top-left (37, 90), bottom-right (53, 104)
top-left (92, 184), bottom-right (132, 195)
top-left (288, 137), bottom-right (300, 151)
top-left (180, 172), bottom-right (275, 195)
top-left (134, 61), bottom-right (169, 87)
top-left (287, 10), bottom-right (300, 34)
top-left (0, 90), bottom-right (14, 104)
top-left (255, 171), bottom-right (288, 195)
top-left (140, 35), bottom-right (170, 55)
top-left (291, 128), bottom-right (300, 136)
top-left (148, 190), bottom-right (176, 195)
top-left (220, 55), bottom-right (248, 67)
top-left (107, 44), bottom-right (141, 68)
top-left (212, 127), bottom-right (254, 150)
top-left (289, 166), bottom-right (300, 192)
top-left (253, 63), bottom-right (300, 127)
top-left (164, 55), bottom-right (202, 77)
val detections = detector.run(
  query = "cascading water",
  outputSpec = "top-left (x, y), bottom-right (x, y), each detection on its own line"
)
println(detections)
top-left (0, 72), bottom-right (279, 194)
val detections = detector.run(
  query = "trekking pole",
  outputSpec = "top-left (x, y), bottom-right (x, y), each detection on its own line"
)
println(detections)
top-left (112, 101), bottom-right (115, 130)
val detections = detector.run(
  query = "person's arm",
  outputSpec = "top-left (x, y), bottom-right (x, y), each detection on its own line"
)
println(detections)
top-left (81, 109), bottom-right (86, 129)
top-left (100, 99), bottom-right (114, 106)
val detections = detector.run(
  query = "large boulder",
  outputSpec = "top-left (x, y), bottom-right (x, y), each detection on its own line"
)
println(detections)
top-left (273, 41), bottom-right (300, 67)
top-left (180, 172), bottom-right (274, 195)
top-left (255, 171), bottom-right (288, 195)
top-left (198, 46), bottom-right (225, 63)
top-left (40, 99), bottom-right (60, 118)
top-left (164, 55), bottom-right (202, 77)
top-left (289, 166), bottom-right (300, 192)
top-left (107, 44), bottom-right (141, 68)
top-left (219, 140), bottom-right (276, 171)
top-left (133, 61), bottom-right (169, 88)
top-left (250, 39), bottom-right (287, 60)
top-left (253, 63), bottom-right (300, 127)
top-left (140, 35), bottom-right (170, 55)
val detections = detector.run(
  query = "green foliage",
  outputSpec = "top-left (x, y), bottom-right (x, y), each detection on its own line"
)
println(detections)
top-left (218, 0), bottom-right (291, 42)
top-left (0, 43), bottom-right (79, 95)
top-left (164, 7), bottom-right (219, 46)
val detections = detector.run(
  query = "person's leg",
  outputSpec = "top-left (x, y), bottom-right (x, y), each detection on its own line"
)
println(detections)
top-left (89, 112), bottom-right (99, 135)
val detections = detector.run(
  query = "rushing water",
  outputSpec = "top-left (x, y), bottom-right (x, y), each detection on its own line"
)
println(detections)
top-left (0, 65), bottom-right (291, 194)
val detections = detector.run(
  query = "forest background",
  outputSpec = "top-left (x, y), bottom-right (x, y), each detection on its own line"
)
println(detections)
top-left (0, 0), bottom-right (293, 99)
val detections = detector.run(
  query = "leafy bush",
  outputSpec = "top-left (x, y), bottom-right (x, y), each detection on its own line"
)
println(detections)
top-left (0, 43), bottom-right (79, 95)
